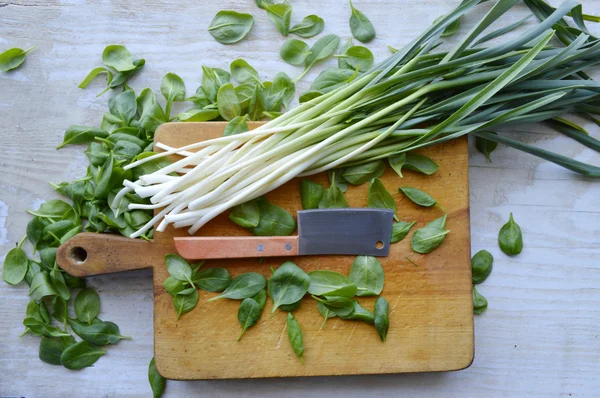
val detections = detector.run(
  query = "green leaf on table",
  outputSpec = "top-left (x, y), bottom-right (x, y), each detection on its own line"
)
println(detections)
top-left (230, 59), bottom-right (261, 86)
top-left (102, 45), bottom-right (136, 72)
top-left (399, 186), bottom-right (438, 208)
top-left (208, 11), bottom-right (255, 44)
top-left (164, 254), bottom-right (194, 286)
top-left (251, 198), bottom-right (296, 236)
top-left (286, 312), bottom-right (304, 363)
top-left (328, 168), bottom-right (348, 192)
top-left (229, 199), bottom-right (260, 228)
top-left (39, 335), bottom-right (76, 366)
top-left (336, 45), bottom-right (374, 71)
top-left (60, 341), bottom-right (106, 370)
top-left (374, 296), bottom-right (389, 342)
top-left (148, 357), bottom-right (166, 398)
top-left (290, 15), bottom-right (324, 38)
top-left (310, 68), bottom-right (355, 94)
top-left (475, 132), bottom-right (498, 162)
top-left (349, 255), bottom-right (384, 296)
top-left (217, 83), bottom-right (241, 121)
top-left (208, 272), bottom-right (266, 301)
top-left (56, 126), bottom-right (109, 149)
top-left (280, 39), bottom-right (311, 66)
top-left (410, 215), bottom-right (450, 254)
top-left (224, 115), bottom-right (250, 136)
top-left (177, 107), bottom-right (220, 122)
top-left (107, 58), bottom-right (145, 91)
top-left (367, 178), bottom-right (397, 219)
top-left (390, 221), bottom-right (415, 244)
top-left (0, 46), bottom-right (35, 72)
top-left (308, 270), bottom-right (357, 298)
top-left (108, 88), bottom-right (137, 125)
top-left (74, 288), bottom-right (101, 324)
top-left (173, 288), bottom-right (199, 320)
top-left (29, 272), bottom-right (58, 301)
top-left (318, 172), bottom-right (348, 209)
top-left (237, 297), bottom-right (263, 341)
top-left (472, 285), bottom-right (488, 314)
top-left (79, 67), bottom-right (113, 89)
top-left (390, 153), bottom-right (439, 177)
top-left (265, 3), bottom-right (292, 36)
top-left (268, 261), bottom-right (310, 312)
top-left (201, 66), bottom-right (230, 103)
top-left (192, 268), bottom-right (231, 292)
top-left (300, 179), bottom-right (324, 210)
top-left (349, 0), bottom-right (376, 43)
top-left (312, 295), bottom-right (355, 317)
top-left (339, 300), bottom-right (375, 324)
top-left (498, 213), bottom-right (523, 255)
top-left (298, 34), bottom-right (340, 81)
top-left (342, 160), bottom-right (385, 185)
top-left (70, 318), bottom-right (131, 346)
top-left (51, 296), bottom-right (68, 324)
top-left (3, 243), bottom-right (28, 285)
top-left (252, 289), bottom-right (267, 310)
top-left (161, 72), bottom-right (186, 118)
top-left (317, 301), bottom-right (336, 328)
top-left (50, 265), bottom-right (70, 300)
top-left (471, 249), bottom-right (494, 284)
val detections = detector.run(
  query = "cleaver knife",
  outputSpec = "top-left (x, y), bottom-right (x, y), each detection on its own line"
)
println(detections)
top-left (173, 208), bottom-right (394, 260)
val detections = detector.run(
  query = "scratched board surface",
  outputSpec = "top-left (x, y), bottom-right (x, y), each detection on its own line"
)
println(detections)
top-left (152, 122), bottom-right (473, 379)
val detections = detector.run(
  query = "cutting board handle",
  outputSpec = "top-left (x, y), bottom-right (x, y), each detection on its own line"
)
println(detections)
top-left (173, 236), bottom-right (300, 259)
top-left (57, 233), bottom-right (160, 277)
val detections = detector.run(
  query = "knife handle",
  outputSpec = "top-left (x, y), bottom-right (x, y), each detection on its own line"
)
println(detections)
top-left (173, 236), bottom-right (299, 260)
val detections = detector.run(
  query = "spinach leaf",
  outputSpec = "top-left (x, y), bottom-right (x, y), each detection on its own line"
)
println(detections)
top-left (26, 217), bottom-right (45, 252)
top-left (317, 301), bottom-right (336, 328)
top-left (349, 256), bottom-right (384, 296)
top-left (208, 272), bottom-right (266, 301)
top-left (79, 67), bottom-right (113, 89)
top-left (299, 90), bottom-right (323, 103)
top-left (374, 297), bottom-right (389, 342)
top-left (192, 268), bottom-right (231, 292)
top-left (349, 0), bottom-right (376, 43)
top-left (217, 83), bottom-right (241, 121)
top-left (70, 319), bottom-right (131, 345)
top-left (342, 160), bottom-right (385, 185)
top-left (27, 199), bottom-right (77, 223)
top-left (265, 72), bottom-right (295, 110)
top-left (25, 260), bottom-right (42, 286)
top-left (312, 295), bottom-right (355, 317)
top-left (237, 297), bottom-right (263, 341)
top-left (164, 254), bottom-right (194, 286)
top-left (280, 39), bottom-right (310, 66)
top-left (102, 45), bottom-right (136, 72)
top-left (268, 261), bottom-right (310, 312)
top-left (300, 34), bottom-right (340, 80)
top-left (472, 285), bottom-right (488, 314)
top-left (60, 341), bottom-right (106, 370)
top-left (339, 300), bottom-right (375, 324)
top-left (56, 126), bottom-right (109, 149)
top-left (39, 335), bottom-right (75, 366)
top-left (410, 215), bottom-right (450, 254)
top-left (498, 213), bottom-right (523, 255)
top-left (248, 85), bottom-right (265, 120)
top-left (390, 221), bottom-right (415, 244)
top-left (202, 66), bottom-right (231, 103)
top-left (3, 241), bottom-right (28, 285)
top-left (399, 186), bottom-right (438, 207)
top-left (163, 276), bottom-right (187, 297)
top-left (107, 58), bottom-right (145, 91)
top-left (229, 199), bottom-right (260, 228)
top-left (230, 59), bottom-right (261, 86)
top-left (148, 357), bottom-right (166, 398)
top-left (309, 68), bottom-right (355, 93)
top-left (367, 178), bottom-right (397, 219)
top-left (290, 15), bottom-right (324, 38)
top-left (177, 107), bottom-right (220, 122)
top-left (208, 11), bottom-right (255, 44)
top-left (29, 272), bottom-right (58, 301)
top-left (475, 133), bottom-right (498, 163)
top-left (0, 46), bottom-right (35, 72)
top-left (252, 289), bottom-right (267, 310)
top-left (50, 265), bottom-right (70, 300)
top-left (328, 168), bottom-right (348, 192)
top-left (388, 153), bottom-right (406, 177)
top-left (173, 289), bottom-right (199, 320)
top-left (251, 198), bottom-right (296, 236)
top-left (472, 249), bottom-right (493, 284)
top-left (74, 288), bottom-right (101, 324)
top-left (51, 296), bottom-right (68, 324)
top-left (336, 45), bottom-right (374, 71)
top-left (318, 172), bottom-right (348, 209)
top-left (236, 84), bottom-right (254, 114)
top-left (255, 0), bottom-right (273, 9)
top-left (286, 312), bottom-right (304, 363)
top-left (23, 317), bottom-right (71, 338)
top-left (279, 299), bottom-right (302, 312)
top-left (187, 86), bottom-right (211, 108)
top-left (300, 179), bottom-right (324, 210)
top-left (265, 3), bottom-right (292, 36)
top-left (308, 270), bottom-right (357, 298)
top-left (161, 72), bottom-right (186, 118)
top-left (403, 154), bottom-right (439, 176)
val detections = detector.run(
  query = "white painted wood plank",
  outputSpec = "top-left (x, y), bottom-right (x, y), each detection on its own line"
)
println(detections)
top-left (1, 0), bottom-right (599, 397)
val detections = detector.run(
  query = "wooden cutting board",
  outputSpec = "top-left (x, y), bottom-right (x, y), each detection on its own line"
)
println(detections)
top-left (57, 122), bottom-right (473, 380)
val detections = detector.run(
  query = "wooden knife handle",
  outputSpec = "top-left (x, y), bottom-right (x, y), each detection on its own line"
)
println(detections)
top-left (173, 236), bottom-right (299, 260)
top-left (57, 233), bottom-right (161, 277)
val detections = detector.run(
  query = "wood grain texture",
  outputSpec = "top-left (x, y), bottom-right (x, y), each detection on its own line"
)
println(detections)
top-left (0, 0), bottom-right (599, 396)
top-left (174, 236), bottom-right (300, 259)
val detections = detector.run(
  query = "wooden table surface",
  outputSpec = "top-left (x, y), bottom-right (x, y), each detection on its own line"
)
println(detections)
top-left (1, 0), bottom-right (599, 397)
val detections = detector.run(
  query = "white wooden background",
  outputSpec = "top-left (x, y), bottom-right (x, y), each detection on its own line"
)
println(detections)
top-left (1, 0), bottom-right (599, 396)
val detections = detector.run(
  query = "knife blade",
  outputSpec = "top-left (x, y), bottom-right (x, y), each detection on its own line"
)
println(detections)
top-left (173, 208), bottom-right (394, 260)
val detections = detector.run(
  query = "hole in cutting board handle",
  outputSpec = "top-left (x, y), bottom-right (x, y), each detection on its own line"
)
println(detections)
top-left (71, 246), bottom-right (88, 264)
